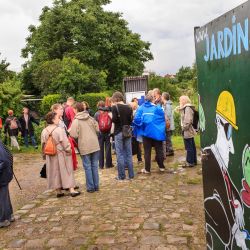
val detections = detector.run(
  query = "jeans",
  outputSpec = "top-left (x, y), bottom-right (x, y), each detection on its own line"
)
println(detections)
top-left (81, 151), bottom-right (100, 191)
top-left (114, 132), bottom-right (134, 180)
top-left (166, 130), bottom-right (174, 153)
top-left (98, 132), bottom-right (112, 168)
top-left (24, 129), bottom-right (37, 147)
top-left (184, 137), bottom-right (197, 165)
top-left (143, 136), bottom-right (165, 172)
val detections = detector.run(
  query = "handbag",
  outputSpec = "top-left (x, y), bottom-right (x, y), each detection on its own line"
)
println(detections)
top-left (115, 105), bottom-right (132, 138)
top-left (40, 164), bottom-right (47, 178)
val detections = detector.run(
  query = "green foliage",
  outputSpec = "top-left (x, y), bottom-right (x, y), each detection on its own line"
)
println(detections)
top-left (40, 94), bottom-right (63, 115)
top-left (148, 74), bottom-right (181, 101)
top-left (0, 79), bottom-right (23, 117)
top-left (21, 0), bottom-right (153, 92)
top-left (0, 53), bottom-right (16, 83)
top-left (77, 92), bottom-right (109, 112)
top-left (173, 111), bottom-right (182, 136)
top-left (34, 120), bottom-right (46, 145)
top-left (32, 57), bottom-right (106, 96)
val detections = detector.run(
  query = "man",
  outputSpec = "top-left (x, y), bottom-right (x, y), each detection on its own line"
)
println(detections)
top-left (19, 107), bottom-right (39, 149)
top-left (202, 91), bottom-right (249, 249)
top-left (162, 92), bottom-right (175, 156)
top-left (63, 97), bottom-right (75, 129)
top-left (153, 88), bottom-right (163, 106)
top-left (133, 92), bottom-right (166, 173)
top-left (0, 140), bottom-right (14, 228)
top-left (111, 92), bottom-right (134, 180)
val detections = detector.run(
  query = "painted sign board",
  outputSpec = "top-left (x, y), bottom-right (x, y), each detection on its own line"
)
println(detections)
top-left (123, 76), bottom-right (148, 104)
top-left (194, 1), bottom-right (250, 249)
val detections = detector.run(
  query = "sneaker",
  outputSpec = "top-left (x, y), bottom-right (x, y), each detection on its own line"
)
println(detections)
top-left (140, 169), bottom-right (150, 174)
top-left (10, 215), bottom-right (15, 223)
top-left (0, 220), bottom-right (11, 228)
top-left (115, 177), bottom-right (125, 181)
top-left (159, 168), bottom-right (165, 172)
top-left (166, 151), bottom-right (174, 156)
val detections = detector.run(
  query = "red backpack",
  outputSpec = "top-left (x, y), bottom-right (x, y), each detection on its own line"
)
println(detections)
top-left (98, 111), bottom-right (112, 133)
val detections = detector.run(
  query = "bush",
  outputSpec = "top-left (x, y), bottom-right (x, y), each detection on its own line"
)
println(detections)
top-left (40, 94), bottom-right (63, 115)
top-left (77, 92), bottom-right (110, 112)
top-left (173, 111), bottom-right (182, 136)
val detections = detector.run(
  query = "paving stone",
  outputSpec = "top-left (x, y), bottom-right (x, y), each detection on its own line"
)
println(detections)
top-left (163, 195), bottom-right (175, 200)
top-left (169, 213), bottom-right (181, 219)
top-left (143, 222), bottom-right (160, 230)
top-left (95, 236), bottom-right (115, 244)
top-left (35, 216), bottom-right (48, 222)
top-left (20, 204), bottom-right (36, 210)
top-left (97, 224), bottom-right (116, 231)
top-left (25, 239), bottom-right (46, 249)
top-left (47, 238), bottom-right (68, 247)
top-left (140, 236), bottom-right (167, 245)
top-left (167, 235), bottom-right (188, 244)
top-left (8, 239), bottom-right (26, 248)
top-left (62, 210), bottom-right (79, 216)
top-left (72, 237), bottom-right (88, 246)
top-left (50, 226), bottom-right (63, 232)
top-left (79, 225), bottom-right (95, 232)
top-left (120, 223), bottom-right (140, 230)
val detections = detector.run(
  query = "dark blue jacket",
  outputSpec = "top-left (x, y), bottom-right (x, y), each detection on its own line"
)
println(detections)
top-left (133, 101), bottom-right (166, 141)
top-left (0, 141), bottom-right (13, 187)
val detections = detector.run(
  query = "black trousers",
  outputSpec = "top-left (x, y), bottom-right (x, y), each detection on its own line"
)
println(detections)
top-left (98, 132), bottom-right (112, 168)
top-left (0, 185), bottom-right (13, 222)
top-left (143, 136), bottom-right (165, 172)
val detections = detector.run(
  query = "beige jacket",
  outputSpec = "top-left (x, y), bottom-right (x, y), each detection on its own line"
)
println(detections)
top-left (180, 104), bottom-right (197, 139)
top-left (69, 111), bottom-right (100, 155)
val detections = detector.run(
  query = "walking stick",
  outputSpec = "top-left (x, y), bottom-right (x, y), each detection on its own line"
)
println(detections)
top-left (13, 172), bottom-right (22, 190)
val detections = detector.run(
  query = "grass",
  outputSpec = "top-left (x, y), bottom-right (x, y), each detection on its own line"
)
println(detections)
top-left (172, 134), bottom-right (200, 150)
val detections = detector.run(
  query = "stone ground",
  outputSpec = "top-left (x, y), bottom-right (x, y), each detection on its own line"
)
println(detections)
top-left (0, 151), bottom-right (206, 250)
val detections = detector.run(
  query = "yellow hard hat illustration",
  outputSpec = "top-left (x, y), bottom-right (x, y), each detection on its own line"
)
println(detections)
top-left (216, 91), bottom-right (238, 130)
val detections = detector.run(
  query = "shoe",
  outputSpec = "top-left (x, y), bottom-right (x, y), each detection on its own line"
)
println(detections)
top-left (115, 177), bottom-right (125, 181)
top-left (0, 220), bottom-right (11, 228)
top-left (62, 185), bottom-right (79, 191)
top-left (87, 189), bottom-right (95, 193)
top-left (70, 191), bottom-right (81, 197)
top-left (178, 162), bottom-right (194, 168)
top-left (34, 146), bottom-right (38, 149)
top-left (166, 151), bottom-right (174, 156)
top-left (99, 167), bottom-right (104, 169)
top-left (95, 188), bottom-right (99, 191)
top-left (140, 169), bottom-right (150, 174)
top-left (56, 193), bottom-right (65, 198)
top-left (159, 168), bottom-right (165, 172)
top-left (10, 215), bottom-right (15, 223)
top-left (106, 164), bottom-right (114, 168)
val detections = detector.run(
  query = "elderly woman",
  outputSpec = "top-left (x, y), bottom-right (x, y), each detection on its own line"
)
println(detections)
top-left (41, 112), bottom-right (80, 198)
top-left (178, 95), bottom-right (197, 167)
top-left (0, 140), bottom-right (14, 228)
top-left (133, 92), bottom-right (166, 173)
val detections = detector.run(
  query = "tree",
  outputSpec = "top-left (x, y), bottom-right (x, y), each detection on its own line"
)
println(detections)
top-left (22, 0), bottom-right (153, 92)
top-left (176, 66), bottom-right (194, 83)
top-left (32, 57), bottom-right (106, 96)
top-left (0, 53), bottom-right (15, 83)
top-left (0, 79), bottom-right (23, 117)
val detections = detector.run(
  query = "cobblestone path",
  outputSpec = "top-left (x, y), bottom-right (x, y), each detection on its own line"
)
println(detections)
top-left (0, 153), bottom-right (206, 250)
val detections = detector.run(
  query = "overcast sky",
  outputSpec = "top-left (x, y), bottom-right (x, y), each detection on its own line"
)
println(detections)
top-left (0, 0), bottom-right (246, 75)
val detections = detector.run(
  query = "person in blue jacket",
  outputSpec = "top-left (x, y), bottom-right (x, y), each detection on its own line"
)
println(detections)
top-left (0, 140), bottom-right (14, 228)
top-left (133, 92), bottom-right (166, 173)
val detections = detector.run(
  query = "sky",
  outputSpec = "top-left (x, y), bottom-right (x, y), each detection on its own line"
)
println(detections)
top-left (0, 0), bottom-right (246, 75)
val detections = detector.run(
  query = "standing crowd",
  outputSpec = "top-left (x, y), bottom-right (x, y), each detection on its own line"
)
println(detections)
top-left (0, 88), bottom-right (198, 228)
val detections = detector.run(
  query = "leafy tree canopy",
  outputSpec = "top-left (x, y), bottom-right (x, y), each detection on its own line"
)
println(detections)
top-left (31, 57), bottom-right (107, 96)
top-left (22, 0), bottom-right (153, 92)
top-left (0, 53), bottom-right (16, 83)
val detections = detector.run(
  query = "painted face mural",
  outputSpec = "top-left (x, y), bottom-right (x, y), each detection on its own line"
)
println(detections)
top-left (241, 145), bottom-right (250, 207)
top-left (202, 91), bottom-right (250, 250)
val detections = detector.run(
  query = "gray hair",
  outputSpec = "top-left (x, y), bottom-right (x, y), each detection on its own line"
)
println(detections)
top-left (162, 92), bottom-right (170, 101)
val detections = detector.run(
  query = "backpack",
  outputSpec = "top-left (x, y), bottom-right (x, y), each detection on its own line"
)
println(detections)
top-left (98, 111), bottom-right (112, 133)
top-left (43, 127), bottom-right (58, 156)
top-left (184, 107), bottom-right (199, 131)
top-left (0, 117), bottom-right (2, 129)
top-left (10, 118), bottom-right (18, 130)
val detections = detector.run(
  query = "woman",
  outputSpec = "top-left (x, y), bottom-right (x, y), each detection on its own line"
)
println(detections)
top-left (0, 140), bottom-right (14, 228)
top-left (51, 104), bottom-right (78, 171)
top-left (178, 95), bottom-right (197, 167)
top-left (4, 110), bottom-right (21, 151)
top-left (82, 101), bottom-right (94, 117)
top-left (94, 101), bottom-right (113, 169)
top-left (41, 112), bottom-right (80, 197)
top-left (69, 102), bottom-right (100, 193)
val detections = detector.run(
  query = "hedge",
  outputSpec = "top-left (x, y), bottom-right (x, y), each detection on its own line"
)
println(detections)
top-left (77, 92), bottom-right (110, 112)
top-left (40, 94), bottom-right (63, 115)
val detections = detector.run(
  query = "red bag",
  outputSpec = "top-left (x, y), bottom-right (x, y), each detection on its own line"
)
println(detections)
top-left (98, 111), bottom-right (112, 133)
top-left (0, 118), bottom-right (2, 129)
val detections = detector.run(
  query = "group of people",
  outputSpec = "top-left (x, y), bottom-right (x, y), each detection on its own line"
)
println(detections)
top-left (0, 88), bottom-right (198, 228)
top-left (1, 107), bottom-right (39, 150)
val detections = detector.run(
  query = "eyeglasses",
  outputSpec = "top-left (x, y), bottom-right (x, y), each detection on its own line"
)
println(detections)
top-left (219, 119), bottom-right (232, 140)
